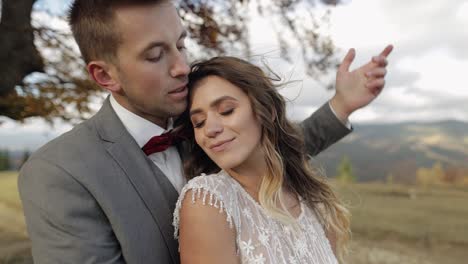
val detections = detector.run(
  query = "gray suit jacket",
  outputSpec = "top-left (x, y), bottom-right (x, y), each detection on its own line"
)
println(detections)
top-left (18, 98), bottom-right (350, 264)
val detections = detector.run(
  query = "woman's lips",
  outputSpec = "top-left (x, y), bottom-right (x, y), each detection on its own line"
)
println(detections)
top-left (210, 138), bottom-right (235, 152)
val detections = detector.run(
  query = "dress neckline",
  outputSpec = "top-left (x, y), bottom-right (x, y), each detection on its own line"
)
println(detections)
top-left (220, 170), bottom-right (305, 221)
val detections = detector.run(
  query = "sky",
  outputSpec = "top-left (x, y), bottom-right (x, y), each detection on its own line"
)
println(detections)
top-left (1, 0), bottom-right (467, 151)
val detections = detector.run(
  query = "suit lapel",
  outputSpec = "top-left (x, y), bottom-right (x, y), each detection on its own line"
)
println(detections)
top-left (93, 97), bottom-right (179, 263)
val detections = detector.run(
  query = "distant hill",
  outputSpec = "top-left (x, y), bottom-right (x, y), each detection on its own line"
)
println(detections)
top-left (3, 120), bottom-right (468, 180)
top-left (315, 120), bottom-right (468, 183)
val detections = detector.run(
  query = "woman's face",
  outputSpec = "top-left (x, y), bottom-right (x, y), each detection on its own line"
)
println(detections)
top-left (189, 75), bottom-right (263, 171)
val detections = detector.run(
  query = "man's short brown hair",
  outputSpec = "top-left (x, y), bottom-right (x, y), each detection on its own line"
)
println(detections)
top-left (68, 0), bottom-right (164, 63)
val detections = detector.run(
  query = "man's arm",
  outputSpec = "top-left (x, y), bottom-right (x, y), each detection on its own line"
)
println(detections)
top-left (18, 158), bottom-right (125, 264)
top-left (300, 102), bottom-right (351, 157)
top-left (301, 45), bottom-right (394, 156)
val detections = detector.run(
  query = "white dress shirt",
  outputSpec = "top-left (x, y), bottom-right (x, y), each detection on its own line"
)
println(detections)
top-left (110, 95), bottom-right (186, 193)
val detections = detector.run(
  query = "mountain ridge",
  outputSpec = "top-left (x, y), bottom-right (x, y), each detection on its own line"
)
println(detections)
top-left (315, 120), bottom-right (468, 182)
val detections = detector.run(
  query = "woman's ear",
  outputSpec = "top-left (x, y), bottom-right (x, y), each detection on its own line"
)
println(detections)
top-left (87, 61), bottom-right (121, 93)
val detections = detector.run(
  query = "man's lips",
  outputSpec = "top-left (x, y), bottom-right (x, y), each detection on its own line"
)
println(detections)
top-left (209, 138), bottom-right (235, 152)
top-left (169, 84), bottom-right (187, 94)
top-left (167, 83), bottom-right (188, 100)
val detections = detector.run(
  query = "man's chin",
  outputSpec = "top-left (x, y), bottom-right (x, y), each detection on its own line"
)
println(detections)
top-left (165, 103), bottom-right (188, 118)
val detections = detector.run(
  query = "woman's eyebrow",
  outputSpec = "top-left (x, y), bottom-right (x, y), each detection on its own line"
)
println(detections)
top-left (190, 96), bottom-right (238, 116)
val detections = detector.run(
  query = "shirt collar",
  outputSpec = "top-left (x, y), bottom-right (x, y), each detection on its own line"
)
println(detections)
top-left (110, 94), bottom-right (174, 148)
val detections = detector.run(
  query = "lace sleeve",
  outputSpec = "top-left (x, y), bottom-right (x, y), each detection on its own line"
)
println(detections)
top-left (173, 174), bottom-right (236, 239)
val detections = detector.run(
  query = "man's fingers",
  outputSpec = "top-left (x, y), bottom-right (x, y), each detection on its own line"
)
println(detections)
top-left (370, 86), bottom-right (384, 97)
top-left (367, 79), bottom-right (385, 97)
top-left (379, 44), bottom-right (394, 58)
top-left (372, 56), bottom-right (388, 66)
top-left (339, 48), bottom-right (356, 73)
top-left (366, 78), bottom-right (385, 89)
top-left (366, 68), bottom-right (387, 78)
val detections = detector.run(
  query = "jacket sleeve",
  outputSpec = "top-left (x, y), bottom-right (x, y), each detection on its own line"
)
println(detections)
top-left (18, 158), bottom-right (126, 264)
top-left (300, 102), bottom-right (352, 157)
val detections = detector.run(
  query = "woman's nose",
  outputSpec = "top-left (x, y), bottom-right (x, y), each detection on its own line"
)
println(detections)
top-left (204, 115), bottom-right (223, 137)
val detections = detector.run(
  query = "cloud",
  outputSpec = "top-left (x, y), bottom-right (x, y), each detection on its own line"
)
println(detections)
top-left (457, 1), bottom-right (468, 21)
top-left (379, 0), bottom-right (468, 60)
top-left (322, 0), bottom-right (468, 123)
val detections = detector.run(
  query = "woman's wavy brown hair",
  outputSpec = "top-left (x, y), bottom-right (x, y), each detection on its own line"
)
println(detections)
top-left (178, 56), bottom-right (350, 262)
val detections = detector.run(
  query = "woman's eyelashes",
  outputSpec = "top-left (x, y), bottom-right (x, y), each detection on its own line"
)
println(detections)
top-left (192, 108), bottom-right (235, 128)
top-left (220, 108), bottom-right (234, 116)
top-left (193, 120), bottom-right (204, 128)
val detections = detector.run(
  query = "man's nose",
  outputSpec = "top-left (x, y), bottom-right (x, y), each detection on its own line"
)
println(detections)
top-left (170, 50), bottom-right (190, 78)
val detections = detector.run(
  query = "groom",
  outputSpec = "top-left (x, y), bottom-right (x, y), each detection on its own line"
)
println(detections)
top-left (18, 0), bottom-right (391, 263)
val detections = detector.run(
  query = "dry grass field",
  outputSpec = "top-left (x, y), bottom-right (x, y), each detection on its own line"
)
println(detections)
top-left (0, 171), bottom-right (31, 264)
top-left (0, 171), bottom-right (467, 263)
top-left (335, 182), bottom-right (468, 264)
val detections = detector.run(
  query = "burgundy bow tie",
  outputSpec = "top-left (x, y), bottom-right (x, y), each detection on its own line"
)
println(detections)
top-left (142, 131), bottom-right (177, 156)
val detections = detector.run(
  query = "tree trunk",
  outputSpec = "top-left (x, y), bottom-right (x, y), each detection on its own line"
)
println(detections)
top-left (0, 0), bottom-right (43, 96)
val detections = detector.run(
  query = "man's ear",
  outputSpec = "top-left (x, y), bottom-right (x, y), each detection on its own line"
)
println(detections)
top-left (87, 61), bottom-right (120, 93)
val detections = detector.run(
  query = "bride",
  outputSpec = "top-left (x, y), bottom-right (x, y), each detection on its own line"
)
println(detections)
top-left (173, 46), bottom-right (392, 264)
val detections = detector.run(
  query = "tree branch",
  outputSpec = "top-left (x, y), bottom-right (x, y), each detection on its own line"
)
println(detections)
top-left (0, 0), bottom-right (44, 96)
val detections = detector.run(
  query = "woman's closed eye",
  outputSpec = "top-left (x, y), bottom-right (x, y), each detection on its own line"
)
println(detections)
top-left (192, 120), bottom-right (205, 129)
top-left (220, 108), bottom-right (234, 116)
top-left (192, 108), bottom-right (234, 128)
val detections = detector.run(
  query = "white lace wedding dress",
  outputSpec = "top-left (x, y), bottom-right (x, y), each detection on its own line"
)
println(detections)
top-left (173, 170), bottom-right (339, 264)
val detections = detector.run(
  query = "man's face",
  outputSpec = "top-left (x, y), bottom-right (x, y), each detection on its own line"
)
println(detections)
top-left (111, 2), bottom-right (190, 127)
